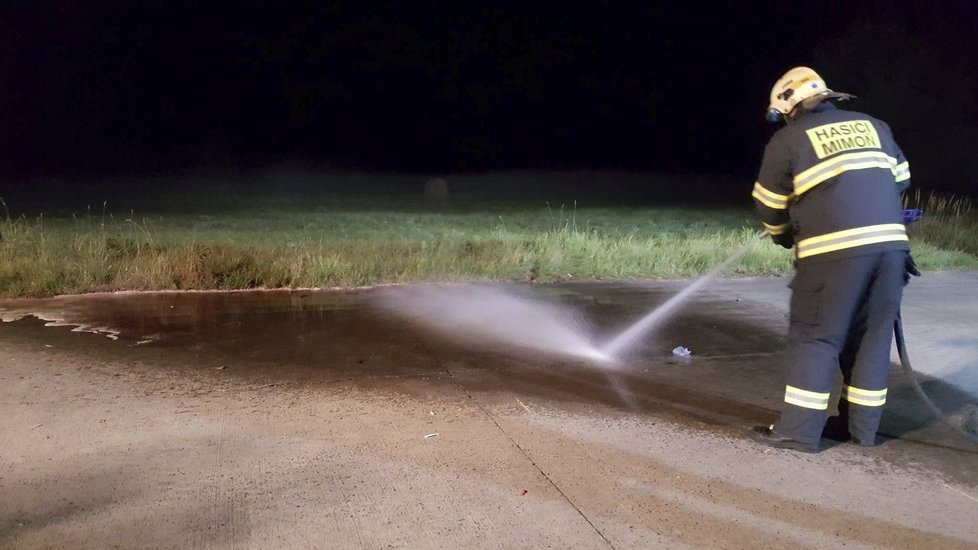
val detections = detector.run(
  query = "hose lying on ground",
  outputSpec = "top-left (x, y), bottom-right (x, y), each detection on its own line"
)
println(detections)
top-left (894, 314), bottom-right (978, 445)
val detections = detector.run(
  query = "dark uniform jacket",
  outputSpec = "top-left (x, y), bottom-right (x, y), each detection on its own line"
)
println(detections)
top-left (752, 102), bottom-right (911, 262)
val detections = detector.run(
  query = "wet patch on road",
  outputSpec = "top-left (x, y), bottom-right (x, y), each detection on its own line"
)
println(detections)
top-left (2, 283), bottom-right (975, 464)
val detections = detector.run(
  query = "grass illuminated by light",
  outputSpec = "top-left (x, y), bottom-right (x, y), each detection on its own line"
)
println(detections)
top-left (0, 193), bottom-right (974, 298)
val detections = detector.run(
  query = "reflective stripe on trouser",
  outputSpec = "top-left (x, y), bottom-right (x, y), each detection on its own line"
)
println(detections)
top-left (773, 250), bottom-right (905, 445)
top-left (842, 385), bottom-right (887, 406)
top-left (784, 385), bottom-right (830, 410)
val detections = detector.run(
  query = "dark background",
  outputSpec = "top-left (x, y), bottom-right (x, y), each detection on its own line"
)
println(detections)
top-left (2, 1), bottom-right (976, 205)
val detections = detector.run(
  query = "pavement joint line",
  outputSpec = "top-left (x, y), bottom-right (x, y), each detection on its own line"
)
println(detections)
top-left (943, 484), bottom-right (978, 504)
top-left (412, 338), bottom-right (616, 548)
top-left (438, 363), bottom-right (617, 549)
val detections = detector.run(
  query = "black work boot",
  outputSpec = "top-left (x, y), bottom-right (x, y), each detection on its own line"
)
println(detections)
top-left (850, 435), bottom-right (877, 447)
top-left (751, 425), bottom-right (819, 453)
top-left (821, 415), bottom-right (851, 442)
top-left (823, 415), bottom-right (877, 446)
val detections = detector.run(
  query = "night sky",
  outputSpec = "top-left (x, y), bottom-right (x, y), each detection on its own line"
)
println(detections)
top-left (2, 1), bottom-right (976, 198)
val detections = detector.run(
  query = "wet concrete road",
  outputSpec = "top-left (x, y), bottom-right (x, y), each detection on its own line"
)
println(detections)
top-left (2, 274), bottom-right (977, 548)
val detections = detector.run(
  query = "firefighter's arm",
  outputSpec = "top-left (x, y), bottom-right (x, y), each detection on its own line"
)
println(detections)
top-left (892, 147), bottom-right (911, 194)
top-left (751, 136), bottom-right (794, 248)
top-left (879, 120), bottom-right (911, 194)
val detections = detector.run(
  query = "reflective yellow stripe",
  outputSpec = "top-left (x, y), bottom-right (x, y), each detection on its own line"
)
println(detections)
top-left (784, 385), bottom-right (830, 410)
top-left (892, 161), bottom-right (911, 182)
top-left (794, 151), bottom-right (891, 184)
top-left (793, 152), bottom-right (898, 196)
top-left (752, 182), bottom-right (791, 209)
top-left (763, 222), bottom-right (790, 235)
top-left (845, 386), bottom-right (887, 397)
top-left (786, 385), bottom-right (830, 399)
top-left (799, 223), bottom-right (906, 246)
top-left (843, 385), bottom-right (887, 407)
top-left (796, 224), bottom-right (907, 259)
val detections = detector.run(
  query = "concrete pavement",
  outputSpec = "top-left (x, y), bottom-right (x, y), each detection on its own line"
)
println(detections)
top-left (1, 273), bottom-right (977, 548)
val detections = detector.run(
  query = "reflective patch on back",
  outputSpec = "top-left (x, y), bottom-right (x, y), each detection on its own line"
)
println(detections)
top-left (805, 120), bottom-right (881, 159)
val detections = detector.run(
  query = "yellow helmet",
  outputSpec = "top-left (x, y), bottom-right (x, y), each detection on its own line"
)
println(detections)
top-left (766, 66), bottom-right (852, 122)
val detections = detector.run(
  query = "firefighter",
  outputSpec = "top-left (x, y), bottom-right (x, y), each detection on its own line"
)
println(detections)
top-left (750, 66), bottom-right (914, 453)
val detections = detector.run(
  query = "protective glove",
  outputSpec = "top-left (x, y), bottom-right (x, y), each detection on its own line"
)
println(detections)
top-left (771, 232), bottom-right (794, 249)
top-left (904, 252), bottom-right (921, 285)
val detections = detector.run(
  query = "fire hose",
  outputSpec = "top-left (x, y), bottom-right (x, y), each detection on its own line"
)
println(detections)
top-left (895, 313), bottom-right (978, 444)
top-left (897, 208), bottom-right (977, 445)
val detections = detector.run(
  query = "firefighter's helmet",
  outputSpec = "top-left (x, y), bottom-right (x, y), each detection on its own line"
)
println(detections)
top-left (766, 66), bottom-right (853, 122)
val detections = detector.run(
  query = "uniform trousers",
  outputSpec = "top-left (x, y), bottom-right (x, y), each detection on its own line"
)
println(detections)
top-left (774, 250), bottom-right (907, 444)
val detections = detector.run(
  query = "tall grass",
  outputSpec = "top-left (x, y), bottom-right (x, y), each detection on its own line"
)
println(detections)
top-left (0, 195), bottom-right (975, 298)
top-left (903, 190), bottom-right (978, 259)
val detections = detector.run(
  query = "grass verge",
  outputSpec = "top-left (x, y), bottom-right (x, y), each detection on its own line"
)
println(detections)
top-left (0, 194), bottom-right (975, 298)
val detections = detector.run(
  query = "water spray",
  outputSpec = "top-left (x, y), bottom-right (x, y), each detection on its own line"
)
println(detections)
top-left (377, 283), bottom-right (614, 364)
top-left (599, 230), bottom-right (770, 360)
top-left (378, 230), bottom-right (772, 367)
